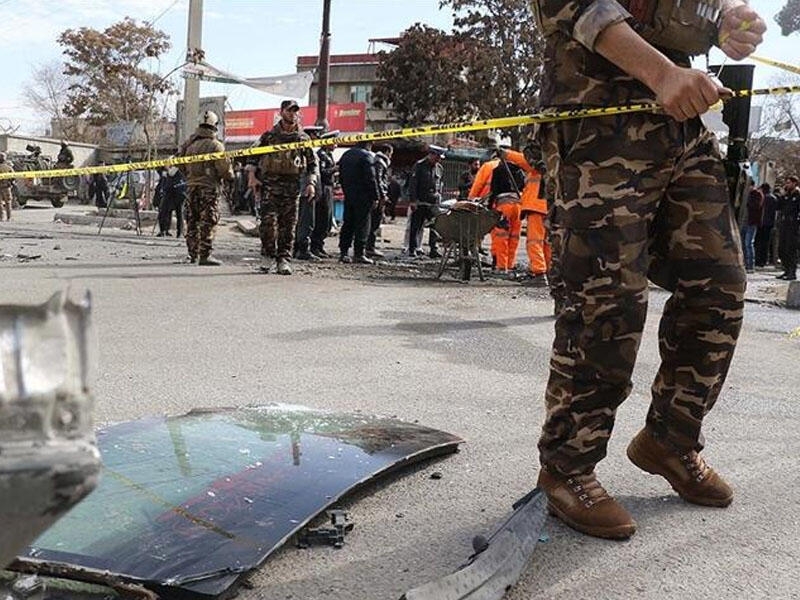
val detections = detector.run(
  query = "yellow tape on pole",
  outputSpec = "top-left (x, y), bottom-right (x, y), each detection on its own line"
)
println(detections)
top-left (1, 85), bottom-right (799, 182)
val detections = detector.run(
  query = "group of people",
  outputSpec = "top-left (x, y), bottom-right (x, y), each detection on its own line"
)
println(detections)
top-left (457, 147), bottom-right (551, 285)
top-left (176, 100), bottom-right (405, 274)
top-left (743, 176), bottom-right (800, 280)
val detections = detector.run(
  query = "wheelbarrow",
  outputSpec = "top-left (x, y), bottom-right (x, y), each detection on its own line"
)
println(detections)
top-left (432, 201), bottom-right (499, 281)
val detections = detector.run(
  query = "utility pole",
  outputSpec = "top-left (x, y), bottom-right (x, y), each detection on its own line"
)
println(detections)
top-left (316, 0), bottom-right (332, 127)
top-left (182, 0), bottom-right (204, 143)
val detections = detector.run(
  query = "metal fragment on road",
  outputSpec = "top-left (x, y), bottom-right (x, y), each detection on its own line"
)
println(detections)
top-left (0, 292), bottom-right (101, 569)
top-left (402, 488), bottom-right (547, 600)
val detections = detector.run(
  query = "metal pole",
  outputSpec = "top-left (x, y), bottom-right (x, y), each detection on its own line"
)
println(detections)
top-left (316, 0), bottom-right (332, 127)
top-left (182, 0), bottom-right (203, 143)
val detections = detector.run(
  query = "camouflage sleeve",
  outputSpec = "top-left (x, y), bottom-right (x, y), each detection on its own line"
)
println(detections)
top-left (534, 0), bottom-right (631, 50)
top-left (304, 145), bottom-right (319, 189)
top-left (213, 141), bottom-right (234, 182)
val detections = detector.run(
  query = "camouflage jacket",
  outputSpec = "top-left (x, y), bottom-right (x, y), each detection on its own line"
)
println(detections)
top-left (532, 0), bottom-right (698, 107)
top-left (256, 122), bottom-right (318, 187)
top-left (0, 162), bottom-right (14, 189)
top-left (178, 127), bottom-right (233, 189)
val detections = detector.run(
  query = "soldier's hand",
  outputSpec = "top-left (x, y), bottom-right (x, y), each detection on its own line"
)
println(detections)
top-left (652, 66), bottom-right (728, 122)
top-left (304, 184), bottom-right (315, 198)
top-left (719, 4), bottom-right (766, 60)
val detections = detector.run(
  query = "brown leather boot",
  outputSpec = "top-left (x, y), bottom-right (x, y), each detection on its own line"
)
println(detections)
top-left (627, 428), bottom-right (733, 507)
top-left (537, 468), bottom-right (636, 540)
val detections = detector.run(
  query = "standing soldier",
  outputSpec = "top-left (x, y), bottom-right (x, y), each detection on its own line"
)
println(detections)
top-left (257, 100), bottom-right (318, 275)
top-left (310, 132), bottom-right (338, 258)
top-left (532, 0), bottom-right (765, 540)
top-left (0, 153), bottom-right (14, 221)
top-left (293, 126), bottom-right (323, 261)
top-left (56, 142), bottom-right (74, 167)
top-left (367, 143), bottom-right (393, 259)
top-left (178, 110), bottom-right (233, 266)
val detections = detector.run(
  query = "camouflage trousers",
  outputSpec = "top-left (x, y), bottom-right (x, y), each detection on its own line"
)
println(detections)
top-left (185, 186), bottom-right (219, 260)
top-left (260, 175), bottom-right (300, 260)
top-left (0, 188), bottom-right (11, 221)
top-left (538, 114), bottom-right (746, 476)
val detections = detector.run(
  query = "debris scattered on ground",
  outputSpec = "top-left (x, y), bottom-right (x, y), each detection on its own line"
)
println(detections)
top-left (297, 510), bottom-right (354, 549)
top-left (403, 488), bottom-right (546, 600)
top-left (430, 472), bottom-right (443, 480)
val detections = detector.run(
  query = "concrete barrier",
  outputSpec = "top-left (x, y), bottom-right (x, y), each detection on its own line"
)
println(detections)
top-left (787, 281), bottom-right (800, 309)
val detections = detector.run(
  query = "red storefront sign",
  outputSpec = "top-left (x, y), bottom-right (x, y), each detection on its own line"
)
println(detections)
top-left (225, 102), bottom-right (366, 143)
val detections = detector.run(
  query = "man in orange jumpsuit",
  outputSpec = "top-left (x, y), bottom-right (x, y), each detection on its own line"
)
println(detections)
top-left (469, 154), bottom-right (523, 273)
top-left (502, 149), bottom-right (549, 286)
top-left (470, 150), bottom-right (547, 277)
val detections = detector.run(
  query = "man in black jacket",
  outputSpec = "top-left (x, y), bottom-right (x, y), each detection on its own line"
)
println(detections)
top-left (156, 165), bottom-right (187, 237)
top-left (311, 132), bottom-right (338, 258)
top-left (89, 164), bottom-right (109, 209)
top-left (777, 175), bottom-right (800, 281)
top-left (338, 141), bottom-right (379, 264)
top-left (408, 145), bottom-right (445, 258)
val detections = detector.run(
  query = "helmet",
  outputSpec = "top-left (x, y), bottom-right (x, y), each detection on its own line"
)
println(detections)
top-left (201, 110), bottom-right (219, 128)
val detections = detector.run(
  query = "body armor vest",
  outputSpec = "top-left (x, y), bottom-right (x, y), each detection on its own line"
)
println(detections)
top-left (621, 0), bottom-right (723, 56)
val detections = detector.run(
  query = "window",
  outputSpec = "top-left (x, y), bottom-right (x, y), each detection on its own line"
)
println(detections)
top-left (350, 85), bottom-right (372, 105)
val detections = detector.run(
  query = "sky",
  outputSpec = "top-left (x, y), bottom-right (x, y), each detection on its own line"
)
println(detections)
top-left (0, 0), bottom-right (795, 136)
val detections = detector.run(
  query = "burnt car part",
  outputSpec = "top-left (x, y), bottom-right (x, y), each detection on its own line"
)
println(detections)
top-left (297, 509), bottom-right (354, 549)
top-left (402, 488), bottom-right (546, 600)
top-left (13, 405), bottom-right (463, 599)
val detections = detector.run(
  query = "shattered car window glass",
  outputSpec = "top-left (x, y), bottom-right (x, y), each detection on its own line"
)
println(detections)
top-left (20, 405), bottom-right (462, 599)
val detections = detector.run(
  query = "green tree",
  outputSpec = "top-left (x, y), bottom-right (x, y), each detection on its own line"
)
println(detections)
top-left (373, 24), bottom-right (474, 126)
top-left (443, 0), bottom-right (544, 124)
top-left (58, 17), bottom-right (174, 125)
top-left (776, 0), bottom-right (800, 35)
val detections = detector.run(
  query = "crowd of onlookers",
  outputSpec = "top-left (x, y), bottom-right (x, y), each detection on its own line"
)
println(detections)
top-left (742, 175), bottom-right (800, 280)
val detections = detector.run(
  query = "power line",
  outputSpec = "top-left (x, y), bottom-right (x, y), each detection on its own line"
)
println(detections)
top-left (148, 0), bottom-right (181, 26)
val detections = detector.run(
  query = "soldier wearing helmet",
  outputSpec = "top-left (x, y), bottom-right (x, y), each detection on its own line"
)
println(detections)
top-left (177, 110), bottom-right (234, 265)
top-left (0, 152), bottom-right (15, 222)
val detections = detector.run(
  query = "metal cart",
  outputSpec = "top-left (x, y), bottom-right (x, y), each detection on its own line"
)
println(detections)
top-left (433, 201), bottom-right (498, 282)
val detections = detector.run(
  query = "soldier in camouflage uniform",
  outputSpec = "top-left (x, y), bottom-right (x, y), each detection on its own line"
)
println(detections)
top-left (178, 111), bottom-right (234, 266)
top-left (256, 100), bottom-right (318, 276)
top-left (532, 0), bottom-right (766, 539)
top-left (0, 153), bottom-right (14, 221)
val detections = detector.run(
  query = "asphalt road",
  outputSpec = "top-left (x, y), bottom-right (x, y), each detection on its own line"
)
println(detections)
top-left (1, 205), bottom-right (799, 600)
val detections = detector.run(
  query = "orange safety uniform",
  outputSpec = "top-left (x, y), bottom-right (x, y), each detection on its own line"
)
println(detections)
top-left (503, 150), bottom-right (550, 276)
top-left (468, 158), bottom-right (522, 271)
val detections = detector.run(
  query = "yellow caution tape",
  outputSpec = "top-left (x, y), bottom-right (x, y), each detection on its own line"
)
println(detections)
top-left (718, 19), bottom-right (751, 46)
top-left (749, 55), bottom-right (800, 76)
top-left (2, 84), bottom-right (799, 182)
